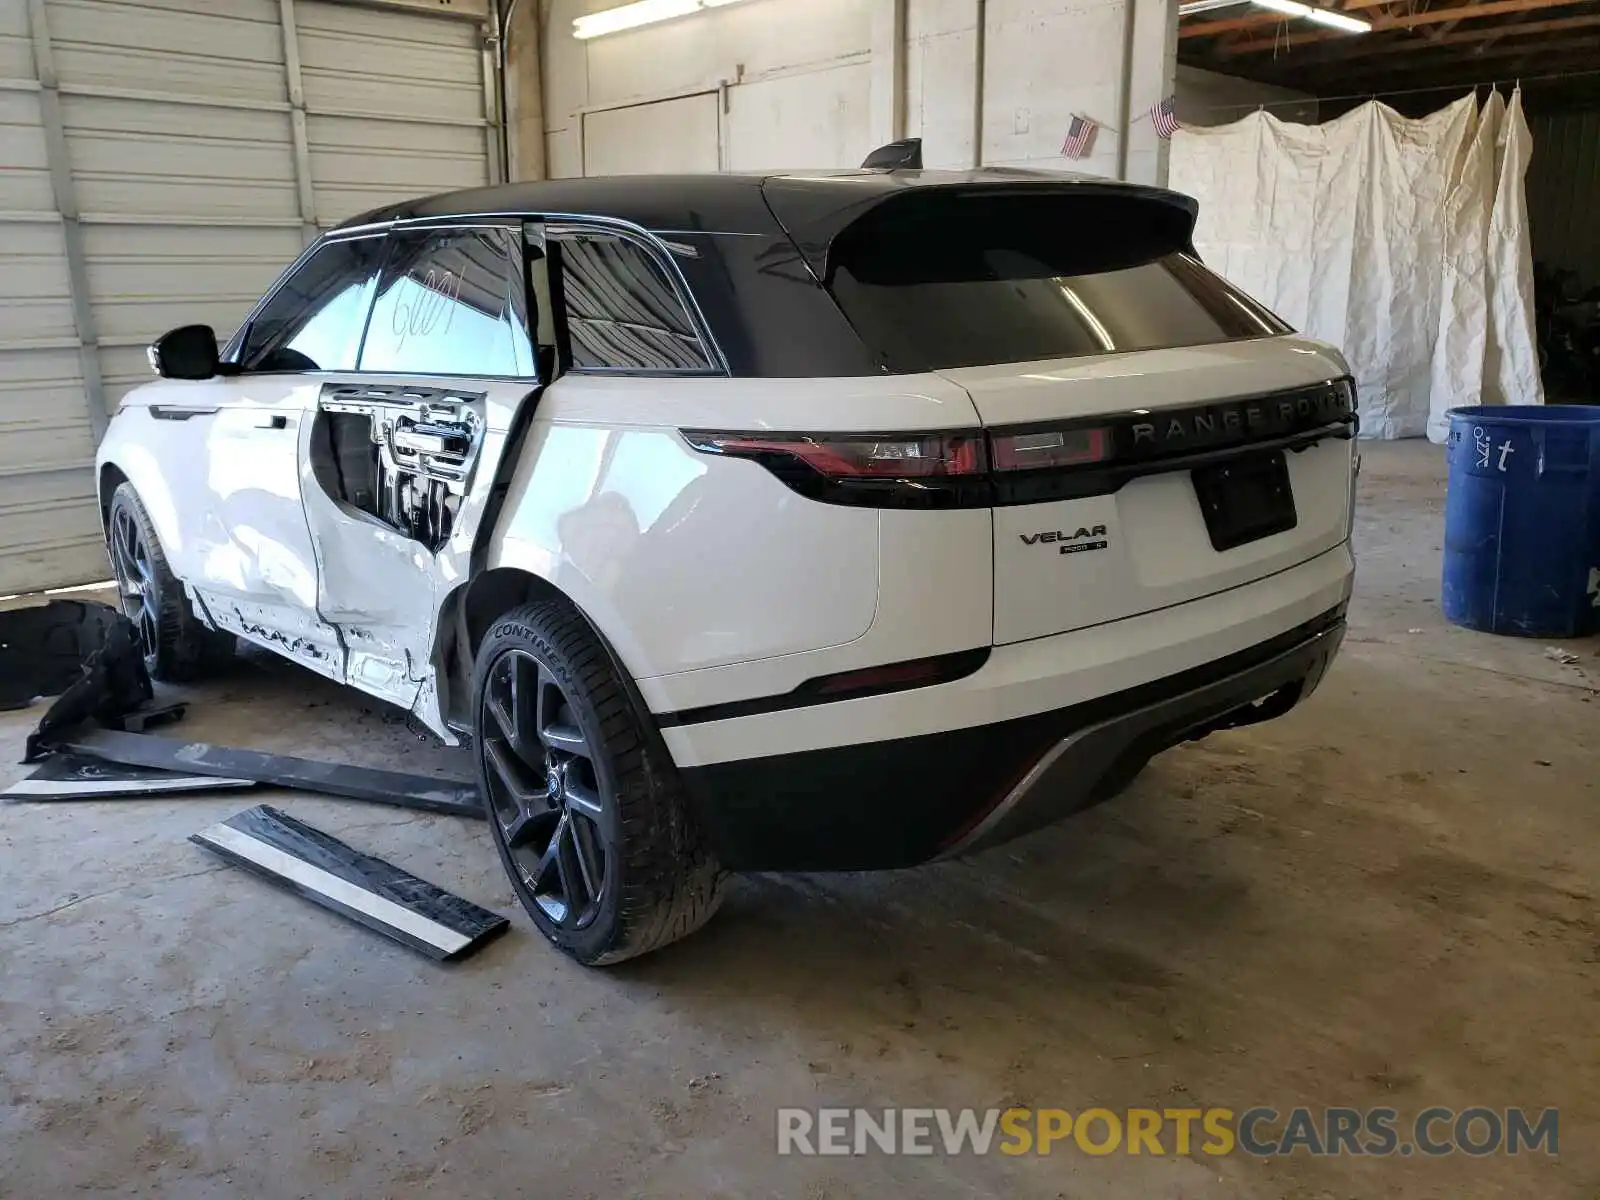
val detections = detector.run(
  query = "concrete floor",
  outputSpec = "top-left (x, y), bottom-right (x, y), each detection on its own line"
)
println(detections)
top-left (2, 440), bottom-right (1595, 1199)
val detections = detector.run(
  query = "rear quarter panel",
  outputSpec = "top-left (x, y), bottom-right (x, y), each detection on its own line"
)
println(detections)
top-left (484, 372), bottom-right (989, 686)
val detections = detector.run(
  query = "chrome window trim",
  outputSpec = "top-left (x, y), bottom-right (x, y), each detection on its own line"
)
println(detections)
top-left (540, 217), bottom-right (728, 377)
top-left (223, 229), bottom-right (390, 365)
top-left (226, 212), bottom-right (727, 379)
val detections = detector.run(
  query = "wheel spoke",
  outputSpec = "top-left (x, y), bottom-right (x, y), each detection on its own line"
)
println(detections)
top-left (507, 653), bottom-right (540, 754)
top-left (563, 778), bottom-right (604, 822)
top-left (569, 812), bottom-right (604, 901)
top-left (484, 691), bottom-right (517, 747)
top-left (553, 817), bottom-right (586, 912)
top-left (483, 737), bottom-right (547, 808)
top-left (534, 810), bottom-right (570, 891)
top-left (541, 720), bottom-right (587, 755)
top-left (503, 805), bottom-right (556, 851)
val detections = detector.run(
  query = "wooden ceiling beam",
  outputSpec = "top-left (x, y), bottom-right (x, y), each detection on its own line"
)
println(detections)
top-left (1325, 31), bottom-right (1600, 73)
top-left (1266, 11), bottom-right (1600, 60)
top-left (1342, 49), bottom-right (1600, 89)
top-left (1183, 0), bottom-right (1593, 41)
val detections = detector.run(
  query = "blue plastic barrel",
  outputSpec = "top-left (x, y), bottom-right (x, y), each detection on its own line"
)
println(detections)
top-left (1442, 405), bottom-right (1600, 637)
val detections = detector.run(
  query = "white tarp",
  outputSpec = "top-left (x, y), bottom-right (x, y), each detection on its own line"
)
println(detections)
top-left (1170, 92), bottom-right (1543, 441)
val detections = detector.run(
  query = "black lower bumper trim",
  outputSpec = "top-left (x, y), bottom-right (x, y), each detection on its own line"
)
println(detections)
top-left (676, 605), bottom-right (1345, 871)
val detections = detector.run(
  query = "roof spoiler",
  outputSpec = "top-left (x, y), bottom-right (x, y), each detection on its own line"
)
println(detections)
top-left (860, 138), bottom-right (922, 170)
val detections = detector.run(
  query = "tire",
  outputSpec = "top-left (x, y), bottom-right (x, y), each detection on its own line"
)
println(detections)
top-left (472, 598), bottom-right (725, 965)
top-left (106, 482), bottom-right (234, 682)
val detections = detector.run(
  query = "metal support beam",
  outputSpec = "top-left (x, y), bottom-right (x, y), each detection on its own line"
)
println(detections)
top-left (26, 0), bottom-right (107, 444)
top-left (481, 17), bottom-right (505, 184)
top-left (971, 0), bottom-right (987, 168)
top-left (278, 0), bottom-right (319, 245)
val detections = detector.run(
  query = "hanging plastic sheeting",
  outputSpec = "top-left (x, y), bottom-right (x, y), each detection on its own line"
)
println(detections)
top-left (1427, 91), bottom-right (1501, 441)
top-left (1170, 93), bottom-right (1543, 441)
top-left (1484, 91), bottom-right (1545, 414)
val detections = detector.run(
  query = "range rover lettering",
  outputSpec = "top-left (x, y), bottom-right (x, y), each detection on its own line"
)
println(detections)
top-left (95, 154), bottom-right (1357, 965)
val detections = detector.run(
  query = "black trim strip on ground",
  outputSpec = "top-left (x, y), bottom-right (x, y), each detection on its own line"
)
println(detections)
top-left (190, 804), bottom-right (509, 961)
top-left (2, 752), bottom-right (256, 802)
top-left (654, 647), bottom-right (991, 729)
top-left (57, 729), bottom-right (485, 819)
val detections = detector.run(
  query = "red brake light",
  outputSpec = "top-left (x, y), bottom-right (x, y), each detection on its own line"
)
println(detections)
top-left (681, 432), bottom-right (989, 478)
top-left (989, 426), bottom-right (1110, 472)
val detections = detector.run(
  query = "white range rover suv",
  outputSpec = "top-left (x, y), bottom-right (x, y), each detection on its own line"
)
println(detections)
top-left (95, 165), bottom-right (1356, 964)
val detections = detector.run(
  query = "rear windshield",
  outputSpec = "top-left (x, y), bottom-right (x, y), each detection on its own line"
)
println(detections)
top-left (824, 191), bottom-right (1288, 373)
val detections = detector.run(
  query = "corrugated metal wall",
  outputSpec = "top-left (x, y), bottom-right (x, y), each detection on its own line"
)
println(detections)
top-left (1527, 109), bottom-right (1600, 292)
top-left (0, 0), bottom-right (496, 596)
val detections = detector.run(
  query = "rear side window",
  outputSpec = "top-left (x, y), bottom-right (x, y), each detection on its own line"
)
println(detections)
top-left (359, 227), bottom-right (535, 377)
top-left (239, 236), bottom-right (384, 372)
top-left (556, 233), bottom-right (714, 373)
top-left (824, 191), bottom-right (1288, 372)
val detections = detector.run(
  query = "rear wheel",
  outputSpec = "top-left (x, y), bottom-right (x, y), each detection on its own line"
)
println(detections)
top-left (106, 483), bottom-right (234, 681)
top-left (472, 598), bottom-right (724, 965)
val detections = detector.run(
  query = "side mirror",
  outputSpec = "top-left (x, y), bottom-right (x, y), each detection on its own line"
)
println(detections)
top-left (147, 325), bottom-right (220, 381)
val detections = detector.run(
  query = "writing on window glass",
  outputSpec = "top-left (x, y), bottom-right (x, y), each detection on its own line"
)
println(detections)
top-left (392, 268), bottom-right (464, 350)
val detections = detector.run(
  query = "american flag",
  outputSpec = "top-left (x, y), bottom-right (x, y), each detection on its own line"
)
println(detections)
top-left (1060, 114), bottom-right (1098, 160)
top-left (1150, 94), bottom-right (1179, 139)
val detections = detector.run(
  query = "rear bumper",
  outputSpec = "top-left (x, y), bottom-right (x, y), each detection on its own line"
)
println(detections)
top-left (677, 604), bottom-right (1346, 871)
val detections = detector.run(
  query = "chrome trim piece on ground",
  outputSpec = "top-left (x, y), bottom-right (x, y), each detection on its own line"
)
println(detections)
top-left (2, 752), bottom-right (253, 801)
top-left (190, 805), bottom-right (509, 961)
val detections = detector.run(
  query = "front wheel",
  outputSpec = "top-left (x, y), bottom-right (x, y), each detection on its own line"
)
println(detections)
top-left (472, 598), bottom-right (724, 965)
top-left (106, 482), bottom-right (234, 681)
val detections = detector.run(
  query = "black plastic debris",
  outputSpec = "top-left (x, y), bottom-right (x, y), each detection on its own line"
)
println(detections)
top-left (56, 729), bottom-right (484, 818)
top-left (191, 804), bottom-right (509, 961)
top-left (9, 597), bottom-right (483, 818)
top-left (0, 599), bottom-right (148, 715)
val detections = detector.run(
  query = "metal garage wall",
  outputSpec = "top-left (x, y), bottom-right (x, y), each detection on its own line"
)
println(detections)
top-left (1, 0), bottom-right (105, 594)
top-left (295, 1), bottom-right (495, 224)
top-left (1526, 109), bottom-right (1600, 292)
top-left (0, 0), bottom-right (497, 595)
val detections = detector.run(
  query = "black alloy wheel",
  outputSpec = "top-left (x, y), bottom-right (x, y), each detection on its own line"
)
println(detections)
top-left (104, 482), bottom-right (233, 681)
top-left (471, 599), bottom-right (725, 965)
top-left (108, 502), bottom-right (160, 666)
top-left (480, 646), bottom-right (612, 930)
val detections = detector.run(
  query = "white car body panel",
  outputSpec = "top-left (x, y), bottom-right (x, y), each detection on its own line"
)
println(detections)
top-left (944, 337), bottom-right (1353, 642)
top-left (659, 541), bottom-right (1353, 768)
top-left (484, 371), bottom-right (989, 681)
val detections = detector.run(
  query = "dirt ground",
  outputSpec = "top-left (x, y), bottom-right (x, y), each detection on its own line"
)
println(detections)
top-left (1, 439), bottom-right (1595, 1198)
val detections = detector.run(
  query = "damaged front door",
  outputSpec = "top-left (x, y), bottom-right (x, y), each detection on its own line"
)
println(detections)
top-left (188, 231), bottom-right (388, 680)
top-left (301, 223), bottom-right (540, 727)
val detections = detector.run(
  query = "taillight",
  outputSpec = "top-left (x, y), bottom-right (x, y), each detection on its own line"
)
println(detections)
top-left (681, 432), bottom-right (987, 477)
top-left (679, 430), bottom-right (990, 509)
top-left (988, 426), bottom-right (1111, 472)
top-left (682, 380), bottom-right (1353, 508)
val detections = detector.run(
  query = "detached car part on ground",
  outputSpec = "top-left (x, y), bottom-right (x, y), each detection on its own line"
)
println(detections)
top-left (95, 144), bottom-right (1358, 965)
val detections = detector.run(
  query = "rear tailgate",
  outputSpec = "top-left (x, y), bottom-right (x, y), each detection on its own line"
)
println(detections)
top-left (940, 343), bottom-right (1354, 643)
top-left (806, 179), bottom-right (1357, 645)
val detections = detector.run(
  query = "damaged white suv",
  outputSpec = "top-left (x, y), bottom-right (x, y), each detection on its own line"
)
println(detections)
top-left (95, 159), bottom-right (1356, 963)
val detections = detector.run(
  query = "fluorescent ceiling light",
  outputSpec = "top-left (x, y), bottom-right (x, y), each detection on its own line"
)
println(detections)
top-left (573, 0), bottom-right (749, 39)
top-left (1304, 7), bottom-right (1372, 31)
top-left (1253, 0), bottom-right (1311, 15)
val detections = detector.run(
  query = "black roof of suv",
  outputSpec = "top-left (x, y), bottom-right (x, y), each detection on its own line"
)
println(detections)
top-left (335, 168), bottom-right (1198, 242)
